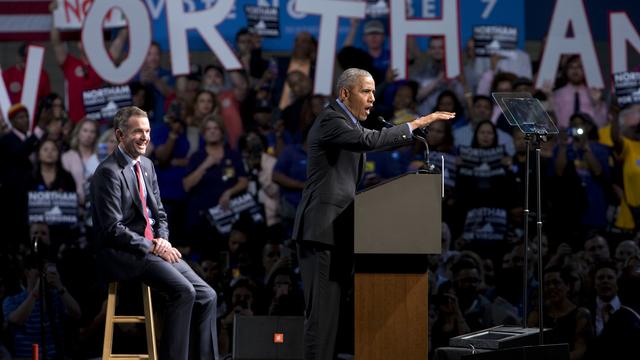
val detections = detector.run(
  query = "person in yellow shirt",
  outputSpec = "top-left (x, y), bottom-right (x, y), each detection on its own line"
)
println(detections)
top-left (611, 103), bottom-right (640, 232)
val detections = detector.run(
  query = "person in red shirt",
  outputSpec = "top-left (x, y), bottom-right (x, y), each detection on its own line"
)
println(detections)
top-left (48, 0), bottom-right (127, 123)
top-left (2, 43), bottom-right (51, 107)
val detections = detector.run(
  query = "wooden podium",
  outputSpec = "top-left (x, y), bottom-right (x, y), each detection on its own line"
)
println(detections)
top-left (354, 173), bottom-right (441, 360)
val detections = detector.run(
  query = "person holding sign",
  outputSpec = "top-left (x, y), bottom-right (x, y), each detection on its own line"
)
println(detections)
top-left (292, 68), bottom-right (455, 360)
top-left (49, 1), bottom-right (127, 123)
top-left (182, 115), bottom-right (248, 253)
top-left (91, 106), bottom-right (219, 360)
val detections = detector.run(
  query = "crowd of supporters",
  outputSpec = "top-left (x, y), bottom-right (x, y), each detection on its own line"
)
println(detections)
top-left (1, 10), bottom-right (640, 359)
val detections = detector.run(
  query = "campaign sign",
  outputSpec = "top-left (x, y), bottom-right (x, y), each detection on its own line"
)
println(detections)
top-left (473, 25), bottom-right (518, 57)
top-left (457, 146), bottom-right (508, 180)
top-left (462, 207), bottom-right (508, 242)
top-left (82, 85), bottom-right (133, 121)
top-left (28, 191), bottom-right (78, 225)
top-left (53, 0), bottom-right (126, 30)
top-left (613, 71), bottom-right (640, 106)
top-left (207, 193), bottom-right (264, 235)
top-left (244, 5), bottom-right (280, 37)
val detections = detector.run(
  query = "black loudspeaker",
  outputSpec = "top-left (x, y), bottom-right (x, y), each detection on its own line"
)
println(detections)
top-left (461, 344), bottom-right (569, 360)
top-left (233, 315), bottom-right (304, 360)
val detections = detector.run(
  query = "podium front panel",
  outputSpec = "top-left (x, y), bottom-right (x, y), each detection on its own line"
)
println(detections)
top-left (355, 173), bottom-right (441, 254)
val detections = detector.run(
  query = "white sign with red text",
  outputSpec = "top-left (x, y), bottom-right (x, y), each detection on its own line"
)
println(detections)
top-left (53, 0), bottom-right (126, 30)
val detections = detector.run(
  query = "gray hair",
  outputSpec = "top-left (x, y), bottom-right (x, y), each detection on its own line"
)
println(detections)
top-left (113, 106), bottom-right (147, 133)
top-left (335, 68), bottom-right (373, 95)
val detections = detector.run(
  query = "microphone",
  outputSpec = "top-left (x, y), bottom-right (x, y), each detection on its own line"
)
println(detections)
top-left (377, 116), bottom-right (394, 129)
top-left (377, 116), bottom-right (437, 173)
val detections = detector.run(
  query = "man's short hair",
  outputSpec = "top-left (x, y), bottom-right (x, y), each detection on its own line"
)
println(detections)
top-left (591, 260), bottom-right (618, 279)
top-left (7, 103), bottom-right (28, 120)
top-left (113, 106), bottom-right (147, 133)
top-left (335, 68), bottom-right (372, 95)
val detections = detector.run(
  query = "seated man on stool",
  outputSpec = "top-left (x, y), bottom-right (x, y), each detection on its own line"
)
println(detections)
top-left (91, 106), bottom-right (218, 360)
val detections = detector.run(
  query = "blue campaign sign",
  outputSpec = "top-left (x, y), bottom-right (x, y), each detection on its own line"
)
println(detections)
top-left (149, 0), bottom-right (525, 54)
top-left (457, 0), bottom-right (525, 49)
top-left (149, 0), bottom-right (324, 53)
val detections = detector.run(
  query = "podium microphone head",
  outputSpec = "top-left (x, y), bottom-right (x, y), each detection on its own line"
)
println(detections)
top-left (377, 116), bottom-right (394, 128)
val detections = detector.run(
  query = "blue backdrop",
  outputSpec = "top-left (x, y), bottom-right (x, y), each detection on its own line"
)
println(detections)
top-left (149, 0), bottom-right (526, 53)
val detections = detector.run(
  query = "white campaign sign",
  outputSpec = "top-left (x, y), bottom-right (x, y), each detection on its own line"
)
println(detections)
top-left (295, 0), bottom-right (366, 95)
top-left (390, 0), bottom-right (461, 79)
top-left (0, 46), bottom-right (44, 129)
top-left (610, 12), bottom-right (640, 75)
top-left (535, 0), bottom-right (603, 89)
top-left (82, 0), bottom-right (151, 84)
top-left (165, 0), bottom-right (242, 75)
top-left (53, 0), bottom-right (126, 30)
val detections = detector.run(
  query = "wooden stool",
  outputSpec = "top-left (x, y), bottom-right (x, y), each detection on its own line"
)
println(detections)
top-left (102, 282), bottom-right (157, 360)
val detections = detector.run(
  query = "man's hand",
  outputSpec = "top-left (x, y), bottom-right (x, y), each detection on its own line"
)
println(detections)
top-left (159, 247), bottom-right (182, 264)
top-left (409, 111), bottom-right (456, 131)
top-left (203, 153), bottom-right (222, 169)
top-left (45, 265), bottom-right (64, 291)
top-left (153, 238), bottom-right (172, 256)
top-left (219, 190), bottom-right (232, 209)
top-left (169, 120), bottom-right (184, 136)
top-left (139, 66), bottom-right (157, 84)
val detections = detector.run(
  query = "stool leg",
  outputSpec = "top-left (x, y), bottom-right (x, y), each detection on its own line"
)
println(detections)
top-left (142, 284), bottom-right (158, 360)
top-left (102, 282), bottom-right (117, 360)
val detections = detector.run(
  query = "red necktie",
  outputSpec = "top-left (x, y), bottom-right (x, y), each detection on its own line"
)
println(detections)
top-left (135, 162), bottom-right (154, 240)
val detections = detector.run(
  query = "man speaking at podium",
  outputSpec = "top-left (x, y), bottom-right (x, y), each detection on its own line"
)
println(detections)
top-left (292, 68), bottom-right (454, 359)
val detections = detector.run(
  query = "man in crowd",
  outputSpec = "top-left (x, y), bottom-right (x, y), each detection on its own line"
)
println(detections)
top-left (2, 43), bottom-right (51, 106)
top-left (0, 104), bottom-right (45, 250)
top-left (292, 68), bottom-right (455, 359)
top-left (590, 261), bottom-right (620, 336)
top-left (90, 106), bottom-right (218, 360)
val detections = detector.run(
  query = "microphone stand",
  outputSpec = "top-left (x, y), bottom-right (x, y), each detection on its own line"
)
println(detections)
top-left (376, 116), bottom-right (439, 174)
top-left (412, 128), bottom-right (439, 174)
top-left (33, 236), bottom-right (48, 359)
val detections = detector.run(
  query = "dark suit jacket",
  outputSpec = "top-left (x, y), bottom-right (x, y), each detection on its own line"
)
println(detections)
top-left (0, 131), bottom-right (40, 243)
top-left (292, 100), bottom-right (413, 246)
top-left (0, 131), bottom-right (39, 190)
top-left (90, 148), bottom-right (169, 280)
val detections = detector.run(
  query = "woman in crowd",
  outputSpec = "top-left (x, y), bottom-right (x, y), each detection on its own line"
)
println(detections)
top-left (455, 120), bottom-right (514, 261)
top-left (183, 116), bottom-right (248, 252)
top-left (36, 93), bottom-right (73, 152)
top-left (433, 90), bottom-right (467, 129)
top-left (95, 128), bottom-right (117, 161)
top-left (30, 138), bottom-right (77, 244)
top-left (187, 89), bottom-right (218, 128)
top-left (528, 266), bottom-right (593, 360)
top-left (61, 119), bottom-right (99, 205)
top-left (32, 138), bottom-right (75, 193)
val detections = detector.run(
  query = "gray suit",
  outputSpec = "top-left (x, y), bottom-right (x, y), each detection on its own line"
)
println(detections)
top-left (91, 148), bottom-right (218, 360)
top-left (293, 100), bottom-right (413, 359)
